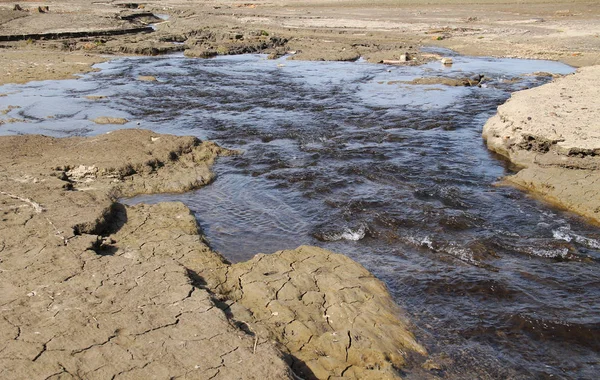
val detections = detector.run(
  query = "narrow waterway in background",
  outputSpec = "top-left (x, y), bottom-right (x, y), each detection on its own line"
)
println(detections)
top-left (1, 53), bottom-right (598, 379)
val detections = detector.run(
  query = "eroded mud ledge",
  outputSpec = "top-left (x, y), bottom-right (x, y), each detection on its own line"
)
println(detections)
top-left (483, 66), bottom-right (600, 224)
top-left (0, 129), bottom-right (425, 379)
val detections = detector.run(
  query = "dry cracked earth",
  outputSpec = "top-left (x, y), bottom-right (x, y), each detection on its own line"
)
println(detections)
top-left (0, 130), bottom-right (425, 379)
top-left (1, 0), bottom-right (600, 378)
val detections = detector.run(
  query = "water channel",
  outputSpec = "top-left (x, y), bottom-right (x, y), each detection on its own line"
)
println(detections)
top-left (1, 52), bottom-right (598, 378)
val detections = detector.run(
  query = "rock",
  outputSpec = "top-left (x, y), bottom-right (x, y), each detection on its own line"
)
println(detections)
top-left (37, 5), bottom-right (49, 13)
top-left (13, 4), bottom-right (23, 11)
top-left (441, 57), bottom-right (453, 65)
top-left (66, 165), bottom-right (98, 183)
top-left (383, 53), bottom-right (409, 64)
top-left (287, 41), bottom-right (360, 62)
top-left (92, 116), bottom-right (129, 125)
top-left (382, 59), bottom-right (405, 64)
top-left (137, 75), bottom-right (157, 81)
top-left (468, 74), bottom-right (485, 86)
top-left (100, 41), bottom-right (185, 56)
top-left (400, 77), bottom-right (472, 86)
top-left (1, 105), bottom-right (20, 114)
top-left (267, 48), bottom-right (285, 60)
top-left (85, 95), bottom-right (107, 100)
top-left (0, 130), bottom-right (295, 379)
top-left (0, 117), bottom-right (25, 125)
top-left (483, 66), bottom-right (600, 223)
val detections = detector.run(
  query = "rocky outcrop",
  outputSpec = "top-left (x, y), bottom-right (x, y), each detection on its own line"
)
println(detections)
top-left (0, 130), bottom-right (426, 379)
top-left (483, 66), bottom-right (600, 223)
top-left (0, 26), bottom-right (153, 42)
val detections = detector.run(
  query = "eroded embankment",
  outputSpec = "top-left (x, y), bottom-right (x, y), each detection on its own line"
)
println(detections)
top-left (0, 129), bottom-right (425, 379)
top-left (483, 65), bottom-right (600, 224)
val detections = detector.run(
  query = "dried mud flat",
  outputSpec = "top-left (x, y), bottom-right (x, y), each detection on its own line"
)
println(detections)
top-left (1, 0), bottom-right (600, 85)
top-left (0, 130), bottom-right (425, 379)
top-left (1, 0), bottom-right (600, 378)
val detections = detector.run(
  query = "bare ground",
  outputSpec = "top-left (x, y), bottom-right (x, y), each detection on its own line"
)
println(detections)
top-left (1, 0), bottom-right (600, 85)
top-left (0, 129), bottom-right (425, 379)
top-left (483, 65), bottom-right (600, 224)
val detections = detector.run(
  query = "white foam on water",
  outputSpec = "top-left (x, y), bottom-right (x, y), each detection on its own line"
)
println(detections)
top-left (445, 244), bottom-right (476, 264)
top-left (553, 226), bottom-right (600, 249)
top-left (553, 227), bottom-right (573, 242)
top-left (322, 225), bottom-right (366, 242)
top-left (404, 234), bottom-right (434, 250)
top-left (340, 226), bottom-right (366, 241)
top-left (528, 247), bottom-right (569, 259)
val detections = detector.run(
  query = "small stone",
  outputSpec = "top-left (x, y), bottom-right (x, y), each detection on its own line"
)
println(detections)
top-left (441, 57), bottom-right (453, 65)
top-left (138, 75), bottom-right (157, 82)
top-left (85, 95), bottom-right (107, 100)
top-left (92, 117), bottom-right (129, 125)
top-left (183, 49), bottom-right (218, 59)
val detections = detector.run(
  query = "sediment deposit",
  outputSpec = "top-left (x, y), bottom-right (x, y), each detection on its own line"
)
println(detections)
top-left (2, 0), bottom-right (600, 85)
top-left (483, 66), bottom-right (600, 224)
top-left (2, 0), bottom-right (600, 377)
top-left (0, 129), bottom-right (425, 379)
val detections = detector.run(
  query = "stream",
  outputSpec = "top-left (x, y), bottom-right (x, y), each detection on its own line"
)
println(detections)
top-left (1, 52), bottom-right (598, 379)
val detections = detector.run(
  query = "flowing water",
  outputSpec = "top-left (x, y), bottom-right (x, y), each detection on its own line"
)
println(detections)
top-left (1, 52), bottom-right (599, 378)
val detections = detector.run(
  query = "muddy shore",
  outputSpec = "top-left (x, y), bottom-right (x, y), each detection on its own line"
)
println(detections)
top-left (1, 0), bottom-right (600, 378)
top-left (0, 130), bottom-right (426, 379)
top-left (483, 65), bottom-right (600, 224)
top-left (1, 0), bottom-right (600, 85)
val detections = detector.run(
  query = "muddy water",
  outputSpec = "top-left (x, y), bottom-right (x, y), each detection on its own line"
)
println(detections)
top-left (1, 53), bottom-right (599, 378)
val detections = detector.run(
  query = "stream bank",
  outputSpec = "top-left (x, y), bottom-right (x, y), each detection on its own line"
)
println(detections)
top-left (483, 65), bottom-right (600, 225)
top-left (2, 0), bottom-right (600, 86)
top-left (0, 129), bottom-right (424, 379)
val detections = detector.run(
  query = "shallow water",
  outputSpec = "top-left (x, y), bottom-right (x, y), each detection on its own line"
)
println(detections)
top-left (1, 53), bottom-right (599, 378)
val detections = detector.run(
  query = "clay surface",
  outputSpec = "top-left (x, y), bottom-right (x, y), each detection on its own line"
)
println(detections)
top-left (211, 246), bottom-right (426, 379)
top-left (483, 66), bottom-right (600, 223)
top-left (0, 130), bottom-right (425, 379)
top-left (2, 0), bottom-right (599, 377)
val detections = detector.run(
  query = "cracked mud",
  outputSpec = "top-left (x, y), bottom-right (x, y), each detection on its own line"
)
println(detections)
top-left (0, 129), bottom-right (425, 379)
